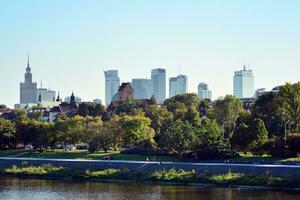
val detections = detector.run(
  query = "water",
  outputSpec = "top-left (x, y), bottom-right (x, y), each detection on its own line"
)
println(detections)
top-left (0, 178), bottom-right (300, 200)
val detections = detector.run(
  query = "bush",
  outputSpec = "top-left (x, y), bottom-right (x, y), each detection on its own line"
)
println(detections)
top-left (287, 133), bottom-right (300, 154)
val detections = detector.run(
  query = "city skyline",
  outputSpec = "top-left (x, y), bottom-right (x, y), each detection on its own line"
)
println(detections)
top-left (1, 1), bottom-right (300, 107)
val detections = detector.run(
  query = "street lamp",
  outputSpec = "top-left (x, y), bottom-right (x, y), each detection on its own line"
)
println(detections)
top-left (284, 120), bottom-right (290, 144)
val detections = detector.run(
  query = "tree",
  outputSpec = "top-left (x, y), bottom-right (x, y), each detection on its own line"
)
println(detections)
top-left (164, 120), bottom-right (197, 159)
top-left (94, 103), bottom-right (106, 117)
top-left (231, 118), bottom-right (268, 151)
top-left (54, 115), bottom-right (85, 145)
top-left (252, 92), bottom-right (283, 136)
top-left (211, 95), bottom-right (244, 138)
top-left (0, 104), bottom-right (7, 109)
top-left (163, 93), bottom-right (201, 123)
top-left (198, 99), bottom-right (211, 117)
top-left (114, 100), bottom-right (140, 115)
top-left (104, 115), bottom-right (123, 150)
top-left (30, 120), bottom-right (54, 150)
top-left (88, 125), bottom-right (113, 153)
top-left (0, 118), bottom-right (16, 149)
top-left (195, 119), bottom-right (223, 148)
top-left (120, 114), bottom-right (155, 147)
top-left (144, 104), bottom-right (173, 143)
top-left (277, 82), bottom-right (300, 132)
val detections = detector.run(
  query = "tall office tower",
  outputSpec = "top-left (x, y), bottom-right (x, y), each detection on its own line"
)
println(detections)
top-left (151, 68), bottom-right (166, 103)
top-left (104, 70), bottom-right (120, 105)
top-left (132, 78), bottom-right (153, 99)
top-left (198, 82), bottom-right (212, 100)
top-left (20, 55), bottom-right (37, 104)
top-left (169, 75), bottom-right (188, 97)
top-left (233, 66), bottom-right (254, 99)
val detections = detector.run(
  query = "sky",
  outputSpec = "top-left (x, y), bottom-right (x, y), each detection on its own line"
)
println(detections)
top-left (0, 0), bottom-right (299, 108)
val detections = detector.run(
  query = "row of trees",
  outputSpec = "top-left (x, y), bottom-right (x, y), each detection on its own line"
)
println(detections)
top-left (0, 82), bottom-right (299, 159)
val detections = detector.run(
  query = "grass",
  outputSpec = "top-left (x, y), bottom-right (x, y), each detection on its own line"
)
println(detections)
top-left (1, 165), bottom-right (300, 188)
top-left (0, 150), bottom-right (300, 163)
top-left (0, 149), bottom-right (176, 162)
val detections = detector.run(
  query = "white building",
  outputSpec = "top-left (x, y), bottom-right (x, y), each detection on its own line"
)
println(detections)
top-left (169, 75), bottom-right (188, 97)
top-left (233, 66), bottom-right (254, 99)
top-left (104, 70), bottom-right (120, 105)
top-left (198, 82), bottom-right (212, 100)
top-left (37, 88), bottom-right (56, 102)
top-left (132, 78), bottom-right (153, 99)
top-left (151, 68), bottom-right (166, 103)
top-left (20, 56), bottom-right (37, 104)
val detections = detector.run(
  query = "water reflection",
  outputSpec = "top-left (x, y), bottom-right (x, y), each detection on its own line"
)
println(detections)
top-left (0, 178), bottom-right (299, 200)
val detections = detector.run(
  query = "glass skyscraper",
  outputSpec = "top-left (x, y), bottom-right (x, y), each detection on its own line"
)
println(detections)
top-left (169, 75), bottom-right (188, 97)
top-left (233, 66), bottom-right (254, 99)
top-left (104, 70), bottom-right (120, 105)
top-left (198, 82), bottom-right (212, 100)
top-left (151, 68), bottom-right (166, 104)
top-left (132, 78), bottom-right (153, 99)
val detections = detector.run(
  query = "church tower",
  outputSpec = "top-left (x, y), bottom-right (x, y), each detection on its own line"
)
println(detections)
top-left (20, 54), bottom-right (37, 104)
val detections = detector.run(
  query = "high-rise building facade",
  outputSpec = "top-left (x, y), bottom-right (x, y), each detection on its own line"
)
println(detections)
top-left (198, 82), bottom-right (212, 100)
top-left (132, 78), bottom-right (153, 99)
top-left (37, 88), bottom-right (56, 102)
top-left (169, 75), bottom-right (188, 97)
top-left (104, 70), bottom-right (120, 105)
top-left (20, 56), bottom-right (37, 104)
top-left (151, 68), bottom-right (166, 104)
top-left (233, 66), bottom-right (254, 99)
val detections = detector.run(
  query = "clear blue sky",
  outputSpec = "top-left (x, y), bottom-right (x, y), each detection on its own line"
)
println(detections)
top-left (1, 0), bottom-right (299, 108)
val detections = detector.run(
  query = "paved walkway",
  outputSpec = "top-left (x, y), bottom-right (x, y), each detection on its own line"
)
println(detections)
top-left (1, 157), bottom-right (300, 178)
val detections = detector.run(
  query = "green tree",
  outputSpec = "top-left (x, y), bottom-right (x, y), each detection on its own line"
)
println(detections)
top-left (231, 118), bottom-right (268, 151)
top-left (144, 104), bottom-right (173, 141)
top-left (252, 92), bottom-right (283, 136)
top-left (277, 82), bottom-right (300, 132)
top-left (164, 120), bottom-right (197, 159)
top-left (0, 118), bottom-right (16, 149)
top-left (120, 114), bottom-right (155, 147)
top-left (163, 93), bottom-right (201, 123)
top-left (211, 95), bottom-right (244, 138)
top-left (30, 120), bottom-right (54, 150)
top-left (195, 119), bottom-right (223, 148)
top-left (104, 115), bottom-right (123, 150)
top-left (88, 125), bottom-right (113, 153)
top-left (54, 115), bottom-right (85, 145)
top-left (0, 104), bottom-right (7, 109)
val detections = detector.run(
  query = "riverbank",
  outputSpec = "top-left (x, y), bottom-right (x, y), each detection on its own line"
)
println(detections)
top-left (2, 149), bottom-right (300, 163)
top-left (1, 164), bottom-right (300, 189)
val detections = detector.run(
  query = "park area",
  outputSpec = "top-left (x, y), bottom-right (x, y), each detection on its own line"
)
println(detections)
top-left (1, 149), bottom-right (300, 163)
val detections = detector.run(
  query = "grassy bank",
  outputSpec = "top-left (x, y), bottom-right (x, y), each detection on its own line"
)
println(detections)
top-left (0, 150), bottom-right (177, 161)
top-left (1, 165), bottom-right (300, 189)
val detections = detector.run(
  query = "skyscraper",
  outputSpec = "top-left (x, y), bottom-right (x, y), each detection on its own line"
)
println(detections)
top-left (132, 78), bottom-right (153, 99)
top-left (233, 66), bottom-right (254, 99)
top-left (20, 55), bottom-right (37, 104)
top-left (104, 70), bottom-right (120, 105)
top-left (151, 68), bottom-right (166, 103)
top-left (169, 75), bottom-right (188, 97)
top-left (198, 82), bottom-right (212, 100)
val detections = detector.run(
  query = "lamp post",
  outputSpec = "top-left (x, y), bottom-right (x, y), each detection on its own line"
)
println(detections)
top-left (284, 121), bottom-right (290, 144)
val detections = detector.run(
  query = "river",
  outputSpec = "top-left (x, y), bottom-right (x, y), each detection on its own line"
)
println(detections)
top-left (0, 178), bottom-right (300, 200)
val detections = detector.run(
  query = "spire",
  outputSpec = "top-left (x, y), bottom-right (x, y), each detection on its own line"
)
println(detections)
top-left (56, 91), bottom-right (61, 102)
top-left (38, 93), bottom-right (42, 103)
top-left (26, 53), bottom-right (31, 72)
top-left (70, 91), bottom-right (75, 105)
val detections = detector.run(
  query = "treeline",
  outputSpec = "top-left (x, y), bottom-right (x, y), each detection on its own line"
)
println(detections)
top-left (0, 82), bottom-right (300, 159)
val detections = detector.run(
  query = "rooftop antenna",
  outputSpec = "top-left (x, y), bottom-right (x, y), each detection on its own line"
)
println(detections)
top-left (179, 64), bottom-right (181, 75)
top-left (40, 80), bottom-right (43, 88)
